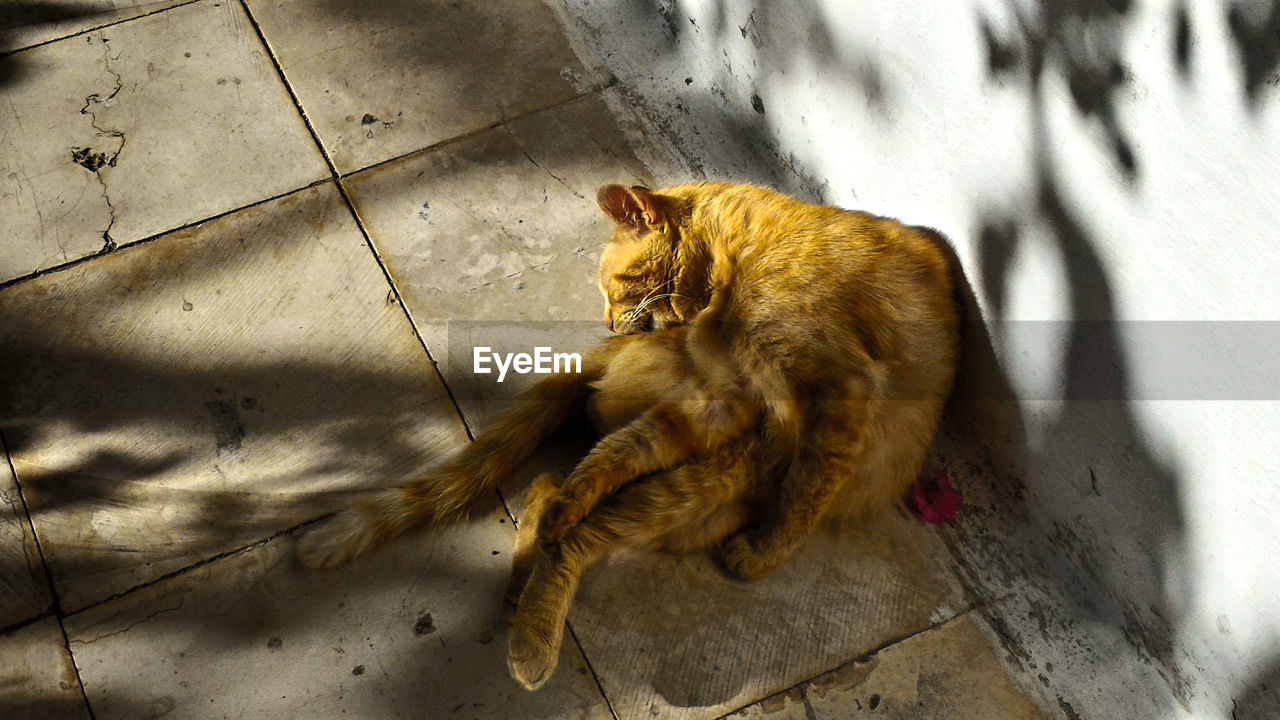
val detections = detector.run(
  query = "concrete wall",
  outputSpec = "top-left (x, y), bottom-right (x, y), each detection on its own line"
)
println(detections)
top-left (555, 1), bottom-right (1280, 718)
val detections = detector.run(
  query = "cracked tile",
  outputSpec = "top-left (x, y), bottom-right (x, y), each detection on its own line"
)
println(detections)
top-left (64, 513), bottom-right (612, 720)
top-left (724, 617), bottom-right (1046, 720)
top-left (342, 91), bottom-right (650, 424)
top-left (0, 439), bottom-right (52, 629)
top-left (564, 514), bottom-right (970, 720)
top-left (0, 0), bottom-right (329, 284)
top-left (0, 616), bottom-right (91, 720)
top-left (0, 182), bottom-right (468, 612)
top-left (244, 0), bottom-right (610, 173)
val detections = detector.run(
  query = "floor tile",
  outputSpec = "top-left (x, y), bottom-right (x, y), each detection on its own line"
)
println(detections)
top-left (0, 182), bottom-right (468, 612)
top-left (725, 616), bottom-right (1046, 720)
top-left (244, 0), bottom-right (610, 174)
top-left (0, 1), bottom-right (192, 53)
top-left (0, 0), bottom-right (328, 284)
top-left (343, 91), bottom-right (650, 424)
top-left (0, 439), bottom-right (52, 629)
top-left (564, 514), bottom-right (970, 720)
top-left (0, 616), bottom-right (91, 720)
top-left (721, 686), bottom-right (810, 720)
top-left (64, 512), bottom-right (613, 720)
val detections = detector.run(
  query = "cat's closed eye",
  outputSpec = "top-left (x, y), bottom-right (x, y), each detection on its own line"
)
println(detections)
top-left (597, 241), bottom-right (681, 334)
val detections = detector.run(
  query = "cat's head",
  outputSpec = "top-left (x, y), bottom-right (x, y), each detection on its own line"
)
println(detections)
top-left (595, 184), bottom-right (709, 334)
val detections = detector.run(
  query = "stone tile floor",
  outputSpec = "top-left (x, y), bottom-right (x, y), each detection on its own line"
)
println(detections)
top-left (0, 2), bottom-right (1048, 718)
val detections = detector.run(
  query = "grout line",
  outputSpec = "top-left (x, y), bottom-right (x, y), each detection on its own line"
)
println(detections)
top-left (325, 75), bottom-right (617, 454)
top-left (565, 620), bottom-right (621, 720)
top-left (0, 429), bottom-right (64, 619)
top-left (337, 76), bottom-right (618, 182)
top-left (234, 0), bottom-right (334, 173)
top-left (334, 177), bottom-right (480, 442)
top-left (0, 0), bottom-right (201, 57)
top-left (61, 516), bottom-right (327, 620)
top-left (0, 430), bottom-right (96, 717)
top-left (56, 614), bottom-right (98, 720)
top-left (0, 177), bottom-right (332, 293)
top-left (495, 488), bottom-right (520, 528)
top-left (236, 0), bottom-right (477, 445)
top-left (0, 612), bottom-right (54, 640)
top-left (712, 608), bottom-right (986, 720)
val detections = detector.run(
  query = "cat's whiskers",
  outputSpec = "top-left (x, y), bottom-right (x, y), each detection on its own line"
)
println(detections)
top-left (633, 281), bottom-right (672, 311)
top-left (634, 291), bottom-right (687, 315)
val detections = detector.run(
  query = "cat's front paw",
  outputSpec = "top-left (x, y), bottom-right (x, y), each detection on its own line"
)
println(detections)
top-left (508, 626), bottom-right (559, 691)
top-left (719, 532), bottom-right (774, 580)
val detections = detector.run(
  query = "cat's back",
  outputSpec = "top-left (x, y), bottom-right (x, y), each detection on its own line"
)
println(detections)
top-left (676, 182), bottom-right (949, 296)
top-left (674, 182), bottom-right (957, 368)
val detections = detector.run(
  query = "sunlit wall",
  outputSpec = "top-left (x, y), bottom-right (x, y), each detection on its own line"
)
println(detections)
top-left (557, 1), bottom-right (1280, 718)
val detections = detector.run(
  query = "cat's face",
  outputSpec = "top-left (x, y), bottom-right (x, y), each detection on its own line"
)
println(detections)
top-left (596, 240), bottom-right (681, 335)
top-left (594, 184), bottom-right (684, 335)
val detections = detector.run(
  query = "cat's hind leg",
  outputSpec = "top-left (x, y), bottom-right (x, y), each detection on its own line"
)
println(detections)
top-left (507, 449), bottom-right (750, 690)
top-left (537, 387), bottom-right (756, 545)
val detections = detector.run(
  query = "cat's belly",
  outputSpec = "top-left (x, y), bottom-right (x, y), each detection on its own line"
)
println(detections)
top-left (585, 389), bottom-right (649, 433)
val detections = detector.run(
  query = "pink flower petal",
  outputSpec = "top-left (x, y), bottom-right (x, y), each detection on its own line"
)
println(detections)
top-left (908, 470), bottom-right (962, 524)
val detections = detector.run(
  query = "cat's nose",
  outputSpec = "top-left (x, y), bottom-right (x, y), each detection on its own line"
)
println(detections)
top-left (607, 318), bottom-right (614, 332)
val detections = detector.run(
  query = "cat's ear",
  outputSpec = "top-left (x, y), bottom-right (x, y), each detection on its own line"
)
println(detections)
top-left (597, 185), bottom-right (665, 228)
top-left (628, 186), bottom-right (665, 226)
top-left (596, 185), bottom-right (638, 225)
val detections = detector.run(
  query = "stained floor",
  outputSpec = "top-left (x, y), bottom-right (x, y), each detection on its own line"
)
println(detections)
top-left (0, 2), bottom-right (1047, 719)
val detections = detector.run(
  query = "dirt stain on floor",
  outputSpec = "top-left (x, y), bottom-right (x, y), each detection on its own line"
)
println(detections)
top-left (203, 395), bottom-right (245, 454)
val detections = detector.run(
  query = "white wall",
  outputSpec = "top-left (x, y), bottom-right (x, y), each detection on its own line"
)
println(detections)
top-left (556, 1), bottom-right (1280, 718)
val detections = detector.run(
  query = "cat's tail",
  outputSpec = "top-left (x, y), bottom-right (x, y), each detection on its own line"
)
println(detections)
top-left (296, 345), bottom-right (613, 569)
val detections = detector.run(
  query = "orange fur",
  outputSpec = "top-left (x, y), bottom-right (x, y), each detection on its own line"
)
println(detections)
top-left (509, 181), bottom-right (959, 688)
top-left (296, 180), bottom-right (959, 691)
top-left (545, 181), bottom-right (960, 578)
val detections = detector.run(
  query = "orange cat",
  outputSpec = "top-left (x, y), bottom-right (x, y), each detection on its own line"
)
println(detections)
top-left (297, 181), bottom-right (960, 690)
top-left (539, 182), bottom-right (960, 581)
